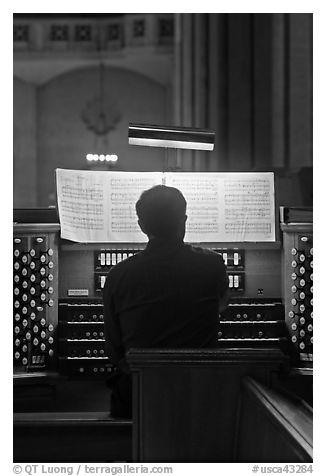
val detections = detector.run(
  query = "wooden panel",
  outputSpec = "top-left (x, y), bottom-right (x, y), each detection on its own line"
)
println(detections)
top-left (59, 247), bottom-right (95, 297)
top-left (138, 367), bottom-right (240, 462)
top-left (236, 377), bottom-right (312, 462)
top-left (244, 248), bottom-right (282, 298)
top-left (13, 375), bottom-right (133, 464)
top-left (128, 348), bottom-right (285, 462)
top-left (14, 412), bottom-right (132, 462)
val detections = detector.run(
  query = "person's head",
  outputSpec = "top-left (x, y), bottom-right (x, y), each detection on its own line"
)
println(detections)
top-left (136, 185), bottom-right (187, 240)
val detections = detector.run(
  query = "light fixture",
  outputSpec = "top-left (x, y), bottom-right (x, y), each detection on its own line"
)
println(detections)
top-left (128, 123), bottom-right (215, 151)
top-left (81, 24), bottom-right (121, 167)
top-left (86, 154), bottom-right (118, 163)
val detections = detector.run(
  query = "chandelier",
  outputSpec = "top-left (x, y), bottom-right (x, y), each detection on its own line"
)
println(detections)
top-left (81, 61), bottom-right (121, 164)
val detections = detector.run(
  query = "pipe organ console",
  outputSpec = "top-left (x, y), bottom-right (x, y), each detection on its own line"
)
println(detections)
top-left (13, 208), bottom-right (313, 463)
top-left (13, 216), bottom-right (313, 377)
top-left (57, 241), bottom-right (285, 376)
top-left (13, 228), bottom-right (312, 374)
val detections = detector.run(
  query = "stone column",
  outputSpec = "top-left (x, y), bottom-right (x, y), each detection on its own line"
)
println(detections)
top-left (174, 13), bottom-right (228, 172)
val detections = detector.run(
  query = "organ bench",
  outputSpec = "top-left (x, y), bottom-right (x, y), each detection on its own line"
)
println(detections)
top-left (14, 348), bottom-right (312, 463)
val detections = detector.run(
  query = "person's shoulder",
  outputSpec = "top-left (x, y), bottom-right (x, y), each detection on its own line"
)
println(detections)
top-left (103, 251), bottom-right (143, 291)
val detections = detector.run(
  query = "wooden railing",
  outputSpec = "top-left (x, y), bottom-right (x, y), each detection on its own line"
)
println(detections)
top-left (236, 376), bottom-right (312, 462)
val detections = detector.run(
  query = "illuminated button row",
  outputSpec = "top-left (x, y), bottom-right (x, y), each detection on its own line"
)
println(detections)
top-left (222, 252), bottom-right (241, 266)
top-left (14, 299), bottom-right (54, 308)
top-left (291, 336), bottom-right (313, 347)
top-left (221, 304), bottom-right (282, 321)
top-left (220, 313), bottom-right (266, 321)
top-left (290, 287), bottom-right (312, 300)
top-left (100, 275), bottom-right (106, 289)
top-left (98, 251), bottom-right (137, 267)
top-left (290, 297), bottom-right (313, 306)
top-left (70, 349), bottom-right (106, 357)
top-left (13, 249), bottom-right (54, 261)
top-left (288, 312), bottom-right (313, 324)
top-left (14, 275), bottom-right (54, 285)
top-left (290, 323), bottom-right (313, 334)
top-left (14, 237), bottom-right (50, 245)
top-left (290, 279), bottom-right (312, 289)
top-left (14, 321), bottom-right (54, 332)
top-left (13, 262), bottom-right (54, 275)
top-left (291, 247), bottom-right (313, 256)
top-left (14, 286), bottom-right (54, 296)
top-left (228, 274), bottom-right (243, 289)
top-left (218, 331), bottom-right (266, 339)
top-left (15, 336), bottom-right (54, 348)
top-left (71, 313), bottom-right (104, 322)
top-left (15, 312), bottom-right (46, 324)
top-left (85, 331), bottom-right (104, 338)
top-left (291, 261), bottom-right (313, 272)
top-left (213, 250), bottom-right (244, 267)
top-left (291, 272), bottom-right (313, 282)
top-left (289, 303), bottom-right (310, 313)
top-left (14, 324), bottom-right (47, 338)
top-left (71, 331), bottom-right (104, 339)
top-left (14, 328), bottom-right (54, 340)
top-left (78, 366), bottom-right (110, 374)
top-left (86, 349), bottom-right (105, 356)
top-left (290, 251), bottom-right (313, 264)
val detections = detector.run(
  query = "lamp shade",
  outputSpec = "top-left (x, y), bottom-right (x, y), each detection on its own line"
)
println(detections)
top-left (128, 123), bottom-right (215, 151)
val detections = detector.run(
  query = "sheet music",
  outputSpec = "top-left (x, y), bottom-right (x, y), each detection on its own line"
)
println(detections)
top-left (56, 169), bottom-right (275, 243)
top-left (56, 169), bottom-right (110, 242)
top-left (164, 172), bottom-right (221, 242)
top-left (222, 173), bottom-right (275, 241)
top-left (107, 171), bottom-right (162, 242)
top-left (165, 172), bottom-right (275, 242)
top-left (56, 169), bottom-right (161, 242)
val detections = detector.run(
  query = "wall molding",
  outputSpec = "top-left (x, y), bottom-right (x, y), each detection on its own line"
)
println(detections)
top-left (13, 14), bottom-right (174, 86)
